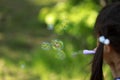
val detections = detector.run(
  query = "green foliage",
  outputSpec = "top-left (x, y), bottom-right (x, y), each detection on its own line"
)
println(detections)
top-left (39, 1), bottom-right (99, 50)
top-left (38, 1), bottom-right (100, 79)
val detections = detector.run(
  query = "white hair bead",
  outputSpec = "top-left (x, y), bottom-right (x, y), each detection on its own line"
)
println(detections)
top-left (104, 39), bottom-right (110, 45)
top-left (99, 36), bottom-right (105, 43)
top-left (99, 36), bottom-right (110, 45)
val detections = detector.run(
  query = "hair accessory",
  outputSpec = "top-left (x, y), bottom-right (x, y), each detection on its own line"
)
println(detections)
top-left (99, 36), bottom-right (110, 45)
top-left (83, 50), bottom-right (95, 54)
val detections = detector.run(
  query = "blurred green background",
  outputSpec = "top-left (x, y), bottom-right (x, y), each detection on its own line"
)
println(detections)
top-left (0, 0), bottom-right (113, 80)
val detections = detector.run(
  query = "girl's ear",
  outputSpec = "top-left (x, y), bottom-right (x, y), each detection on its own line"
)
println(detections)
top-left (104, 45), bottom-right (111, 53)
top-left (103, 45), bottom-right (113, 65)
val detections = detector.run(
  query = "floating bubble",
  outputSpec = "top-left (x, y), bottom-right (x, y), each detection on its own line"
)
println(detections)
top-left (41, 40), bottom-right (66, 60)
top-left (41, 42), bottom-right (51, 50)
top-left (51, 40), bottom-right (64, 50)
top-left (47, 24), bottom-right (54, 30)
top-left (21, 64), bottom-right (25, 69)
top-left (61, 20), bottom-right (69, 30)
top-left (56, 50), bottom-right (65, 60)
top-left (71, 50), bottom-right (84, 57)
top-left (72, 52), bottom-right (78, 57)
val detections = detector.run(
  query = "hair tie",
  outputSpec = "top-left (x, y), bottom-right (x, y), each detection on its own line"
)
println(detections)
top-left (99, 36), bottom-right (110, 45)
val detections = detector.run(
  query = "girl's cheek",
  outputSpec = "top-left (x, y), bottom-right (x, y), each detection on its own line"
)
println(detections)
top-left (103, 52), bottom-right (111, 64)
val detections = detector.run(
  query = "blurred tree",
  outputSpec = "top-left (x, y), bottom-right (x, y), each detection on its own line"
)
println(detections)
top-left (100, 0), bottom-right (120, 6)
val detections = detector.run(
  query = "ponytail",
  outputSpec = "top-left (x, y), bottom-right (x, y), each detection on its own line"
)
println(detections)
top-left (90, 43), bottom-right (104, 80)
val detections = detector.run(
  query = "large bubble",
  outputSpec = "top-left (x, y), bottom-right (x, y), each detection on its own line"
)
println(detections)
top-left (51, 39), bottom-right (64, 50)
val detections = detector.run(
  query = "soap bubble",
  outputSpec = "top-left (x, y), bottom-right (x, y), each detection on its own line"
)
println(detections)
top-left (21, 64), bottom-right (25, 69)
top-left (61, 20), bottom-right (69, 30)
top-left (41, 42), bottom-right (51, 50)
top-left (41, 39), bottom-right (65, 60)
top-left (72, 52), bottom-right (78, 57)
top-left (71, 50), bottom-right (83, 57)
top-left (56, 50), bottom-right (65, 60)
top-left (51, 40), bottom-right (64, 50)
top-left (47, 24), bottom-right (54, 30)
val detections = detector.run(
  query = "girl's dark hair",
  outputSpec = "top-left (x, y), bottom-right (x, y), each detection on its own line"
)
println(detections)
top-left (90, 2), bottom-right (120, 80)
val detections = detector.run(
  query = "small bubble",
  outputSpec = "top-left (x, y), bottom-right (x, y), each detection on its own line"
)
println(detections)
top-left (21, 64), bottom-right (25, 69)
top-left (56, 50), bottom-right (65, 60)
top-left (71, 50), bottom-right (83, 57)
top-left (61, 20), bottom-right (69, 30)
top-left (72, 52), bottom-right (78, 57)
top-left (51, 40), bottom-right (64, 50)
top-left (47, 24), bottom-right (54, 30)
top-left (41, 42), bottom-right (51, 50)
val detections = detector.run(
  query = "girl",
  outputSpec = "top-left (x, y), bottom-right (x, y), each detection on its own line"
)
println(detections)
top-left (90, 2), bottom-right (120, 80)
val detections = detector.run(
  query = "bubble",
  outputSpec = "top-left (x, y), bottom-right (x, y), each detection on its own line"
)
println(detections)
top-left (41, 42), bottom-right (51, 50)
top-left (56, 50), bottom-right (65, 60)
top-left (71, 50), bottom-right (83, 57)
top-left (47, 24), bottom-right (54, 30)
top-left (21, 64), bottom-right (25, 69)
top-left (72, 52), bottom-right (78, 57)
top-left (61, 20), bottom-right (69, 30)
top-left (51, 40), bottom-right (64, 50)
top-left (41, 40), bottom-right (65, 60)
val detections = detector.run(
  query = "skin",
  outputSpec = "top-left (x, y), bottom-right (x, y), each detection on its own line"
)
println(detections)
top-left (103, 45), bottom-right (120, 78)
